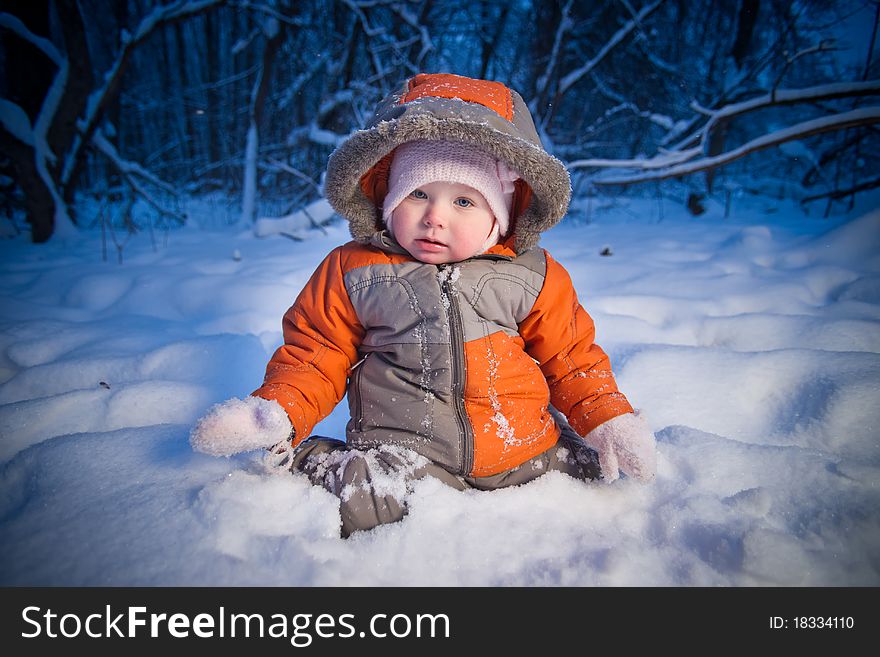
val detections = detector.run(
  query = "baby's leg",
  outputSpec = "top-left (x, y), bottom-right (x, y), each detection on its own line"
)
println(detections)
top-left (466, 413), bottom-right (601, 490)
top-left (288, 438), bottom-right (466, 537)
top-left (542, 427), bottom-right (602, 482)
top-left (540, 406), bottom-right (602, 481)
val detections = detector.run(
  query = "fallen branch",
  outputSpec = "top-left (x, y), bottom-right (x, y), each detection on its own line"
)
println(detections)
top-left (589, 106), bottom-right (880, 185)
top-left (571, 80), bottom-right (880, 174)
top-left (690, 79), bottom-right (880, 152)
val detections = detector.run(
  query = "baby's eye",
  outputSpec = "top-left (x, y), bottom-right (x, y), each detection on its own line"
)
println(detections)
top-left (454, 197), bottom-right (474, 208)
top-left (409, 189), bottom-right (428, 199)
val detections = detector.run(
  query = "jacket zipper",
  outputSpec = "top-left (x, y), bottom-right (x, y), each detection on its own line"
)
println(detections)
top-left (439, 265), bottom-right (473, 475)
top-left (350, 353), bottom-right (369, 432)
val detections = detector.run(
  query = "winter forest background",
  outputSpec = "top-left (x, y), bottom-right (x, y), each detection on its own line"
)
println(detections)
top-left (1, 1), bottom-right (879, 587)
top-left (1, 0), bottom-right (878, 241)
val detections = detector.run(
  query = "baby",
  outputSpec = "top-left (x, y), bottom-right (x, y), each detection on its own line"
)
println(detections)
top-left (192, 73), bottom-right (656, 537)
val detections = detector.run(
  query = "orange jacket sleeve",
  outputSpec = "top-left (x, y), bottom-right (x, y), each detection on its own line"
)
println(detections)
top-left (252, 246), bottom-right (364, 445)
top-left (519, 250), bottom-right (633, 437)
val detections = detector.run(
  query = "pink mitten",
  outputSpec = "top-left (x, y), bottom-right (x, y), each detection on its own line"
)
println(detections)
top-left (582, 411), bottom-right (657, 483)
top-left (190, 396), bottom-right (292, 457)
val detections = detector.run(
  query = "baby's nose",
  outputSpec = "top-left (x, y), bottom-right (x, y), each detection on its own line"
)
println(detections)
top-left (424, 206), bottom-right (446, 227)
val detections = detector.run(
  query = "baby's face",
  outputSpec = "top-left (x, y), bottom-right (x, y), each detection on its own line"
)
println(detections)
top-left (391, 181), bottom-right (496, 264)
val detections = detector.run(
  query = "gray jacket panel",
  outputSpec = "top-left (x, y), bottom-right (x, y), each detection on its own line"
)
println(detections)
top-left (342, 247), bottom-right (548, 475)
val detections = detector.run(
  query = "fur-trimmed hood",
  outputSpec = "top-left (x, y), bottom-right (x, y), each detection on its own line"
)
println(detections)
top-left (323, 73), bottom-right (571, 254)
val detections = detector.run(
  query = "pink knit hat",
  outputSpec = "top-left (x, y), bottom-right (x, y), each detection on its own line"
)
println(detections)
top-left (382, 140), bottom-right (519, 251)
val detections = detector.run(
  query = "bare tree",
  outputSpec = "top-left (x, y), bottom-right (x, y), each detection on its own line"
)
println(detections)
top-left (241, 9), bottom-right (288, 225)
top-left (2, 0), bottom-right (876, 243)
top-left (0, 0), bottom-right (226, 242)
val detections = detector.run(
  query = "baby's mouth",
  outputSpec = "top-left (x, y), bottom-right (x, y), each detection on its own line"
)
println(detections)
top-left (417, 237), bottom-right (446, 246)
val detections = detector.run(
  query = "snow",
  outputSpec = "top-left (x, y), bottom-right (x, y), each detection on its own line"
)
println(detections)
top-left (1, 192), bottom-right (878, 586)
top-left (253, 198), bottom-right (335, 238)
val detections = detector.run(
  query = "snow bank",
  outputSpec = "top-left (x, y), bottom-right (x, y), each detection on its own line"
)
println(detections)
top-left (0, 196), bottom-right (877, 586)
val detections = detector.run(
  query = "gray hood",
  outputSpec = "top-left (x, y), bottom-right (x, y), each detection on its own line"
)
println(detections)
top-left (323, 73), bottom-right (571, 254)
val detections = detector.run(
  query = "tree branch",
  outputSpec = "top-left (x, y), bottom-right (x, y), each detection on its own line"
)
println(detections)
top-left (91, 129), bottom-right (185, 222)
top-left (0, 12), bottom-right (64, 66)
top-left (589, 107), bottom-right (880, 185)
top-left (572, 80), bottom-right (880, 173)
top-left (556, 0), bottom-right (664, 97)
top-left (61, 0), bottom-right (228, 187)
top-left (801, 176), bottom-right (880, 203)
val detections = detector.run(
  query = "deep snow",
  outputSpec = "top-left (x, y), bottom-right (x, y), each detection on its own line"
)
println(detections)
top-left (0, 191), bottom-right (878, 586)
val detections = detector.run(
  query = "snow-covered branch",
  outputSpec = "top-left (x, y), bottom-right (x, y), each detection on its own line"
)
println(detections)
top-left (0, 99), bottom-right (34, 146)
top-left (0, 12), bottom-right (64, 66)
top-left (535, 0), bottom-right (573, 102)
top-left (92, 130), bottom-right (185, 221)
top-left (695, 80), bottom-right (880, 152)
top-left (336, 0), bottom-right (389, 80)
top-left (262, 159), bottom-right (321, 193)
top-left (772, 42), bottom-right (837, 92)
top-left (35, 58), bottom-right (78, 240)
top-left (589, 72), bottom-right (682, 132)
top-left (340, 0), bottom-right (386, 38)
top-left (589, 107), bottom-right (880, 185)
top-left (92, 131), bottom-right (179, 196)
top-left (391, 3), bottom-right (434, 65)
top-left (319, 89), bottom-right (356, 119)
top-left (569, 146), bottom-right (701, 171)
top-left (307, 122), bottom-right (349, 148)
top-left (231, 0), bottom-right (307, 27)
top-left (571, 80), bottom-right (880, 176)
top-left (305, 89), bottom-right (358, 147)
top-left (277, 58), bottom-right (326, 110)
top-left (287, 121), bottom-right (348, 148)
top-left (61, 0), bottom-right (227, 187)
top-left (0, 11), bottom-right (79, 237)
top-left (556, 0), bottom-right (664, 98)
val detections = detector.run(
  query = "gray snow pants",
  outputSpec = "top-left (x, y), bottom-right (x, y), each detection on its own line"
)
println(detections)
top-left (286, 413), bottom-right (601, 538)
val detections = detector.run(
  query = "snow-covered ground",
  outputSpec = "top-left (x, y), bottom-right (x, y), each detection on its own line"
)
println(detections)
top-left (0, 191), bottom-right (878, 586)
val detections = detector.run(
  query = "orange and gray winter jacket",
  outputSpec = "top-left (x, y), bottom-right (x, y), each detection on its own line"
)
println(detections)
top-left (252, 73), bottom-right (632, 478)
